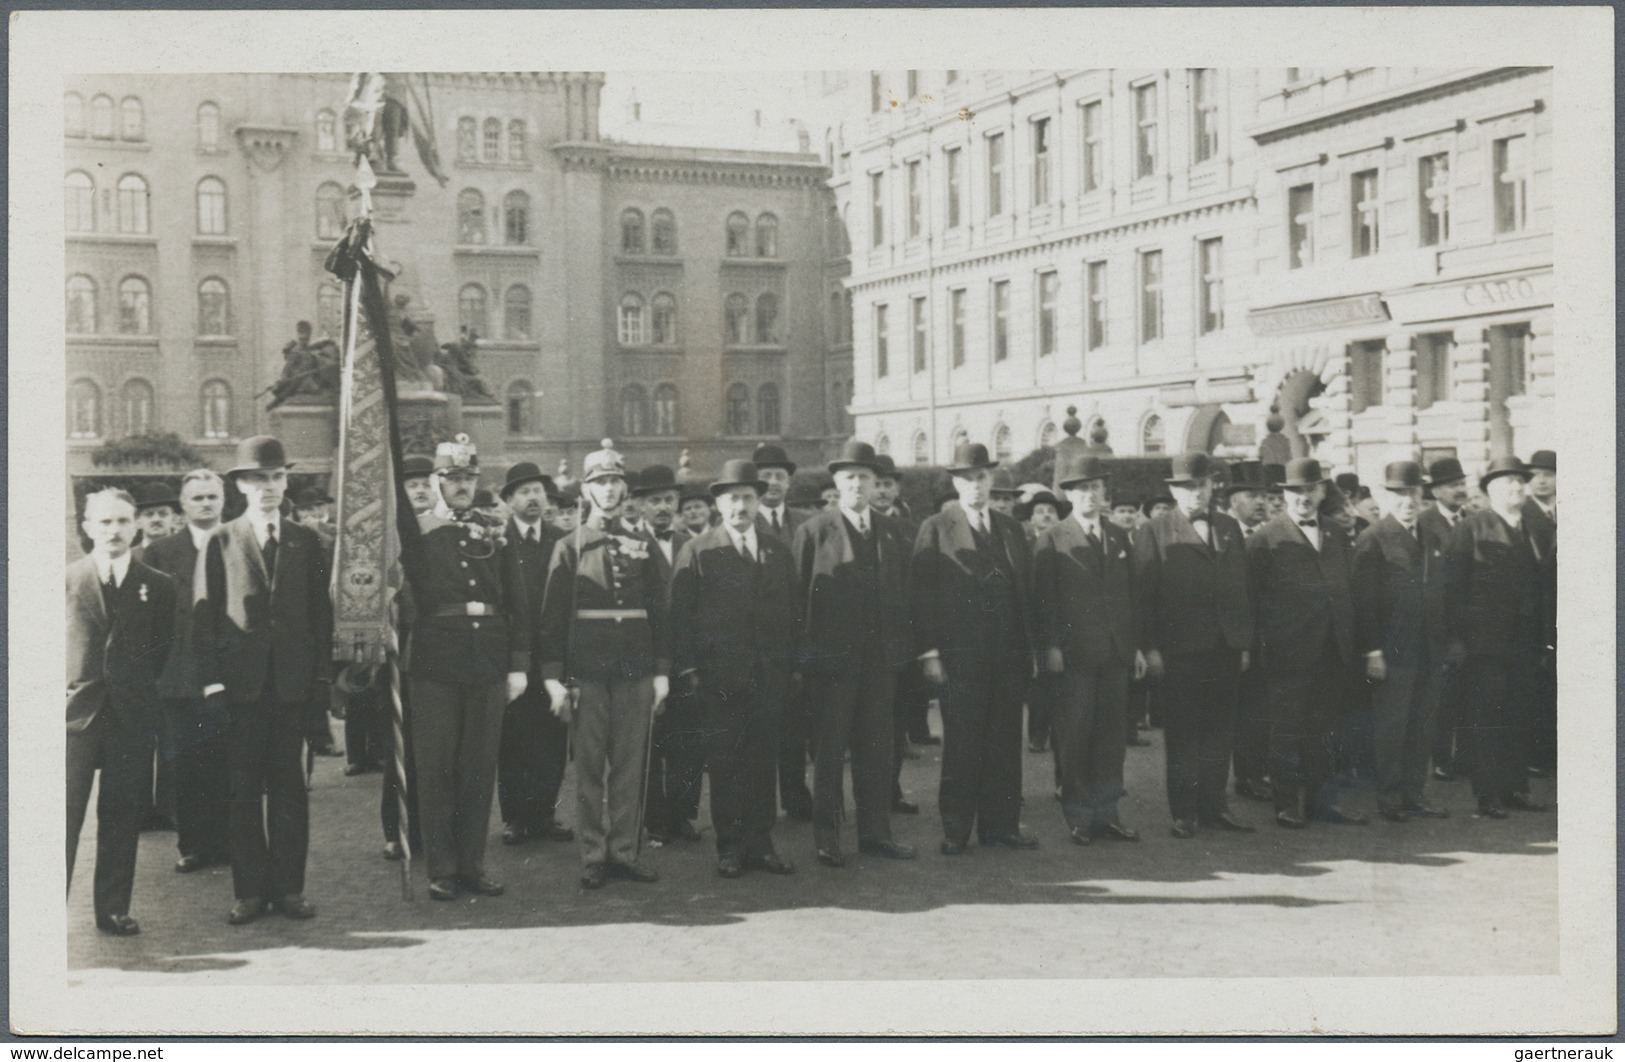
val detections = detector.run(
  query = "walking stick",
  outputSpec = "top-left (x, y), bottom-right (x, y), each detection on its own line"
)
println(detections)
top-left (634, 677), bottom-right (659, 862)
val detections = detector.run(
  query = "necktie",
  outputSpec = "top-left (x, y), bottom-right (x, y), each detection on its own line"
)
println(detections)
top-left (103, 566), bottom-right (117, 593)
top-left (525, 526), bottom-right (537, 544)
top-left (263, 525), bottom-right (278, 579)
top-left (771, 510), bottom-right (781, 533)
top-left (1082, 522), bottom-right (1098, 550)
top-left (738, 535), bottom-right (755, 563)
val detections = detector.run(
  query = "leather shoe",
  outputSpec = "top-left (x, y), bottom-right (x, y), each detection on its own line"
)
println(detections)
top-left (816, 847), bottom-right (847, 867)
top-left (1315, 805), bottom-right (1370, 826)
top-left (1477, 799), bottom-right (1510, 820)
top-left (891, 798), bottom-right (920, 815)
top-left (1275, 809), bottom-right (1307, 829)
top-left (174, 852), bottom-right (215, 873)
top-left (382, 841), bottom-right (404, 861)
top-left (459, 875), bottom-right (505, 897)
top-left (227, 898), bottom-right (267, 925)
top-left (858, 838), bottom-right (917, 860)
top-left (1507, 792), bottom-right (1549, 812)
top-left (1402, 801), bottom-right (1450, 819)
top-left (747, 852), bottom-right (796, 875)
top-left (1200, 812), bottom-right (1256, 833)
top-left (428, 878), bottom-right (461, 901)
top-left (1432, 765), bottom-right (1456, 782)
top-left (717, 854), bottom-right (744, 879)
top-left (1235, 778), bottom-right (1274, 802)
top-left (501, 823), bottom-right (530, 846)
top-left (1170, 819), bottom-right (1198, 839)
top-left (982, 831), bottom-right (1039, 850)
top-left (96, 914), bottom-right (140, 936)
top-left (1068, 826), bottom-right (1093, 846)
top-left (1379, 806), bottom-right (1413, 823)
top-left (273, 894), bottom-right (318, 919)
top-left (608, 861), bottom-right (658, 883)
top-left (939, 838), bottom-right (969, 856)
top-left (1094, 821), bottom-right (1140, 842)
top-left (539, 820), bottom-right (576, 842)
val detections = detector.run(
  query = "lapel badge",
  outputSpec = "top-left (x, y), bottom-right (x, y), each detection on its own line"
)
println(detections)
top-left (138, 582), bottom-right (149, 602)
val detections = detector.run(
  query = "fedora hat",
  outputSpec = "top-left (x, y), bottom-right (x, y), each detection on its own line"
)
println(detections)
top-left (1055, 452), bottom-right (1111, 491)
top-left (632, 463), bottom-right (679, 497)
top-left (132, 481), bottom-right (179, 511)
top-left (1015, 489), bottom-right (1071, 522)
top-left (581, 438), bottom-right (626, 484)
top-left (291, 485), bottom-right (333, 509)
top-left (991, 467), bottom-right (1020, 496)
top-left (400, 453), bottom-right (434, 480)
top-left (1381, 461), bottom-right (1425, 491)
top-left (1165, 451), bottom-right (1214, 485)
top-left (1282, 457), bottom-right (1328, 489)
top-left (828, 439), bottom-right (882, 474)
top-left (499, 461), bottom-right (554, 501)
top-left (710, 459), bottom-right (769, 497)
top-left (1426, 456), bottom-right (1467, 487)
top-left (751, 443), bottom-right (797, 475)
top-left (946, 441), bottom-right (997, 475)
top-left (228, 435), bottom-right (294, 476)
top-left (1479, 455), bottom-right (1531, 491)
top-left (1526, 449), bottom-right (1556, 472)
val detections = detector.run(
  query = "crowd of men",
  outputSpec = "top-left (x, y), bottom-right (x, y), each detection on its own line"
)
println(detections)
top-left (67, 429), bottom-right (1557, 936)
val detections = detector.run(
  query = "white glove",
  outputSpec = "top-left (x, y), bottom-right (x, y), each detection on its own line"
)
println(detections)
top-left (544, 679), bottom-right (569, 716)
top-left (652, 674), bottom-right (670, 716)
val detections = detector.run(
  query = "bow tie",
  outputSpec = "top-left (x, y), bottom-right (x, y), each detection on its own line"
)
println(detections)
top-left (656, 531), bottom-right (674, 541)
top-left (1297, 518), bottom-right (1318, 529)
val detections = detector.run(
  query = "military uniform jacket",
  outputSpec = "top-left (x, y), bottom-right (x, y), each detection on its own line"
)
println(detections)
top-left (67, 555), bottom-right (175, 736)
top-left (537, 517), bottom-right (671, 683)
top-left (1246, 512), bottom-right (1355, 671)
top-left (793, 507), bottom-right (914, 672)
top-left (1131, 508), bottom-right (1252, 656)
top-left (397, 510), bottom-right (530, 686)
top-left (140, 529), bottom-right (207, 700)
top-left (507, 516), bottom-right (564, 678)
top-left (1444, 508), bottom-right (1548, 657)
top-left (669, 525), bottom-right (799, 691)
top-left (1033, 516), bottom-right (1138, 670)
top-left (910, 502), bottom-right (1034, 664)
top-left (1351, 514), bottom-right (1449, 668)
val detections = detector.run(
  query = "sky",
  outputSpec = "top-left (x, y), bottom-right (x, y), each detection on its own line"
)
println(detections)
top-left (598, 70), bottom-right (830, 153)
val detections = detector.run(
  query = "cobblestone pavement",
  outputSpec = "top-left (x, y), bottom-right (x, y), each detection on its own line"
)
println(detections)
top-left (69, 718), bottom-right (1558, 986)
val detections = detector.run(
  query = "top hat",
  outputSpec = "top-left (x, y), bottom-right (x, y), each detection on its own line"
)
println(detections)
top-left (1380, 461), bottom-right (1425, 490)
top-left (1015, 489), bottom-right (1071, 522)
top-left (1262, 463), bottom-right (1286, 494)
top-left (228, 435), bottom-right (294, 476)
top-left (1426, 456), bottom-right (1467, 487)
top-left (1223, 459), bottom-right (1266, 496)
top-left (1479, 455), bottom-right (1531, 491)
top-left (1334, 472), bottom-right (1362, 496)
top-left (632, 464), bottom-right (680, 497)
top-left (751, 443), bottom-right (797, 475)
top-left (434, 433), bottom-right (479, 473)
top-left (291, 486), bottom-right (333, 509)
top-left (710, 459), bottom-right (770, 497)
top-left (400, 454), bottom-right (435, 480)
top-left (946, 441), bottom-right (998, 475)
top-left (1527, 449), bottom-right (1556, 472)
top-left (582, 438), bottom-right (627, 484)
top-left (1165, 452), bottom-right (1215, 484)
top-left (872, 453), bottom-right (900, 480)
top-left (499, 461), bottom-right (555, 501)
top-left (1282, 457), bottom-right (1328, 489)
top-left (991, 467), bottom-right (1020, 496)
top-left (828, 439), bottom-right (882, 475)
top-left (1055, 452), bottom-right (1111, 491)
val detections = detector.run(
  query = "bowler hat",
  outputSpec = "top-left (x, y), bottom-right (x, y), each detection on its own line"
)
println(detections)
top-left (1165, 452), bottom-right (1214, 484)
top-left (132, 481), bottom-right (179, 511)
top-left (873, 453), bottom-right (900, 480)
top-left (499, 461), bottom-right (554, 501)
top-left (400, 454), bottom-right (434, 479)
top-left (291, 485), bottom-right (333, 509)
top-left (1334, 472), bottom-right (1362, 496)
top-left (1015, 489), bottom-right (1071, 522)
top-left (946, 441), bottom-right (997, 475)
top-left (582, 438), bottom-right (627, 484)
top-left (828, 439), bottom-right (882, 475)
top-left (1381, 461), bottom-right (1425, 490)
top-left (632, 464), bottom-right (680, 497)
top-left (1282, 457), bottom-right (1328, 489)
top-left (1426, 456), bottom-right (1467, 487)
top-left (228, 435), bottom-right (294, 476)
top-left (752, 443), bottom-right (797, 475)
top-left (1141, 493), bottom-right (1175, 517)
top-left (1479, 455), bottom-right (1531, 491)
top-left (1223, 460), bottom-right (1266, 496)
top-left (679, 482), bottom-right (713, 505)
top-left (472, 489), bottom-right (497, 509)
top-left (991, 467), bottom-right (1020, 496)
top-left (710, 459), bottom-right (769, 497)
top-left (1055, 452), bottom-right (1111, 491)
top-left (1527, 449), bottom-right (1556, 472)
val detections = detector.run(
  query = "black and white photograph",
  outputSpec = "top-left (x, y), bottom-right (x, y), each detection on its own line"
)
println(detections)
top-left (9, 6), bottom-right (1615, 1041)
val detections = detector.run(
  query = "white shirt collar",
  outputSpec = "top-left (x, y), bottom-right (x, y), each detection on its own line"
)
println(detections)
top-left (188, 523), bottom-right (214, 550)
top-left (1074, 512), bottom-right (1101, 536)
top-left (247, 510), bottom-right (280, 543)
top-left (729, 524), bottom-right (758, 552)
top-left (1438, 504), bottom-right (1461, 525)
top-left (762, 502), bottom-right (785, 520)
top-left (97, 551), bottom-right (132, 587)
top-left (514, 516), bottom-right (544, 540)
top-left (839, 504), bottom-right (871, 531)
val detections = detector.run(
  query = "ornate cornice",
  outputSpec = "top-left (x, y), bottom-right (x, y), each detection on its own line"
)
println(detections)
top-left (235, 125), bottom-right (299, 172)
top-left (553, 141), bottom-right (612, 172)
top-left (607, 161), bottom-right (826, 189)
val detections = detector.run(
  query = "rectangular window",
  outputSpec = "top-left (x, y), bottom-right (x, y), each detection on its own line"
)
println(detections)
top-left (907, 160), bottom-right (923, 238)
top-left (1489, 323), bottom-right (1529, 399)
top-left (1031, 117), bottom-right (1052, 206)
top-left (911, 296), bottom-right (927, 373)
top-left (1134, 82), bottom-right (1159, 179)
top-left (1191, 69), bottom-right (1220, 163)
top-left (1199, 237), bottom-right (1224, 334)
top-left (1348, 339), bottom-right (1386, 414)
top-left (987, 133), bottom-right (1005, 216)
top-left (1351, 168), bottom-right (1380, 257)
top-left (1419, 153), bottom-right (1450, 247)
top-left (870, 171), bottom-right (885, 248)
top-left (1081, 100), bottom-right (1104, 193)
top-left (945, 148), bottom-right (962, 228)
top-left (1139, 250), bottom-right (1163, 342)
top-left (1288, 182), bottom-right (1315, 269)
top-left (1494, 135), bottom-right (1529, 234)
top-left (870, 73), bottom-right (883, 114)
top-left (1414, 332), bottom-right (1453, 410)
top-left (992, 280), bottom-right (1010, 362)
top-left (907, 70), bottom-right (919, 98)
top-left (950, 288), bottom-right (966, 367)
top-left (1037, 271), bottom-right (1058, 356)
top-left (1085, 261), bottom-right (1108, 351)
top-left (875, 303), bottom-right (890, 378)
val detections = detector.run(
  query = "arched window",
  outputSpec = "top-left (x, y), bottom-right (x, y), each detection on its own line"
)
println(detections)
top-left (725, 211), bottom-right (750, 256)
top-left (119, 96), bottom-right (144, 140)
top-left (457, 188), bottom-right (486, 244)
top-left (456, 117), bottom-right (477, 162)
top-left (315, 109), bottom-right (337, 152)
top-left (316, 181), bottom-right (347, 239)
top-left (651, 208), bottom-right (677, 254)
top-left (1039, 421), bottom-right (1059, 448)
top-left (65, 92), bottom-right (86, 138)
top-left (757, 383), bottom-right (781, 436)
top-left (482, 118), bottom-right (502, 161)
top-left (620, 384), bottom-right (649, 437)
top-left (196, 102), bottom-right (220, 149)
top-left (197, 277), bottom-right (231, 336)
top-left (755, 293), bottom-right (779, 344)
top-left (725, 383), bottom-right (751, 436)
top-left (316, 282), bottom-right (344, 340)
top-left (117, 174), bottom-right (150, 234)
top-left (66, 275), bottom-right (97, 334)
top-left (508, 119), bottom-right (526, 162)
top-left (724, 293), bottom-right (750, 346)
top-left (122, 379), bottom-right (154, 435)
top-left (755, 212), bottom-right (779, 257)
top-left (618, 293), bottom-right (647, 345)
top-left (201, 380), bottom-right (232, 439)
top-left (118, 276), bottom-right (151, 335)
top-left (651, 292), bottom-right (678, 346)
top-left (68, 379), bottom-right (102, 439)
top-left (506, 379), bottom-right (533, 435)
top-left (913, 431), bottom-right (930, 465)
top-left (652, 383), bottom-right (679, 436)
top-left (503, 190), bottom-right (529, 245)
top-left (875, 433), bottom-right (891, 456)
top-left (65, 171), bottom-right (95, 232)
top-left (1141, 413), bottom-right (1166, 455)
top-left (503, 284), bottom-right (532, 340)
top-left (90, 94), bottom-right (114, 138)
top-left (993, 423), bottom-right (1013, 462)
top-left (620, 208), bottom-right (645, 254)
top-left (458, 284), bottom-right (487, 337)
top-left (196, 176), bottom-right (227, 235)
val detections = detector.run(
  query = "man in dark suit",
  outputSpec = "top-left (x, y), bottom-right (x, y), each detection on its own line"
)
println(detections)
top-left (1351, 461), bottom-right (1451, 822)
top-left (873, 454), bottom-right (929, 813)
top-left (1419, 456), bottom-right (1471, 780)
top-left (751, 443), bottom-right (815, 820)
top-left (1034, 454), bottom-right (1145, 846)
top-left (68, 489), bottom-right (176, 936)
top-left (912, 441), bottom-right (1037, 855)
top-left (1221, 461), bottom-right (1273, 804)
top-left (1247, 457), bottom-right (1363, 828)
top-left (1521, 450), bottom-right (1557, 775)
top-left (793, 440), bottom-right (917, 866)
top-left (141, 469), bottom-right (231, 873)
top-left (194, 436), bottom-right (333, 924)
top-left (495, 461), bottom-right (572, 848)
top-left (1445, 457), bottom-right (1551, 818)
top-left (670, 460), bottom-right (799, 878)
top-left (1133, 452), bottom-right (1256, 839)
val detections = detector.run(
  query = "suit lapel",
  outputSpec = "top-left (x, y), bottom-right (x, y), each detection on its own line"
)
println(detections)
top-left (1168, 509), bottom-right (1213, 557)
top-left (946, 503), bottom-right (983, 572)
top-left (77, 559), bottom-right (110, 629)
top-left (1381, 515), bottom-right (1422, 563)
top-left (235, 516), bottom-right (272, 592)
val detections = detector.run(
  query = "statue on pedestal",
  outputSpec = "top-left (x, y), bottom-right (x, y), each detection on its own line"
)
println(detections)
top-left (434, 328), bottom-right (496, 404)
top-left (265, 321), bottom-right (341, 410)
